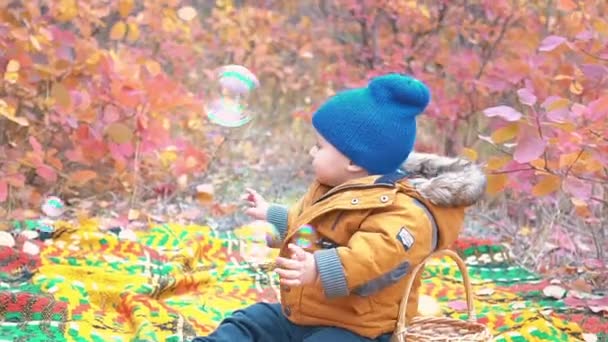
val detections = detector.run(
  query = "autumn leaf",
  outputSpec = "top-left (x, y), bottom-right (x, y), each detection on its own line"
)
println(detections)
top-left (70, 170), bottom-right (97, 186)
top-left (55, 0), bottom-right (78, 22)
top-left (51, 82), bottom-right (71, 108)
top-left (538, 35), bottom-right (567, 51)
top-left (36, 164), bottom-right (57, 182)
top-left (486, 156), bottom-right (511, 171)
top-left (126, 23), bottom-right (140, 42)
top-left (177, 6), bottom-right (198, 22)
top-left (514, 131), bottom-right (546, 163)
top-left (516, 88), bottom-right (537, 106)
top-left (118, 0), bottom-right (134, 18)
top-left (491, 123), bottom-right (519, 144)
top-left (3, 59), bottom-right (20, 83)
top-left (486, 174), bottom-right (509, 195)
top-left (196, 183), bottom-right (214, 205)
top-left (461, 148), bottom-right (478, 161)
top-left (110, 21), bottom-right (127, 40)
top-left (483, 105), bottom-right (522, 122)
top-left (532, 174), bottom-right (561, 197)
top-left (105, 122), bottom-right (133, 144)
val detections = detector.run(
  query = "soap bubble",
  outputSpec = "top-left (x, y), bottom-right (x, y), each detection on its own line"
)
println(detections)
top-left (41, 196), bottom-right (66, 217)
top-left (206, 64), bottom-right (259, 128)
top-left (293, 224), bottom-right (318, 249)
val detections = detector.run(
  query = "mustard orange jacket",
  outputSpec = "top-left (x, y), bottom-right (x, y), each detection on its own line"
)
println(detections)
top-left (266, 153), bottom-right (486, 339)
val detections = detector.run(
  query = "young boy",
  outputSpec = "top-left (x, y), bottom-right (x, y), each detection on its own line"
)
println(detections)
top-left (192, 73), bottom-right (486, 341)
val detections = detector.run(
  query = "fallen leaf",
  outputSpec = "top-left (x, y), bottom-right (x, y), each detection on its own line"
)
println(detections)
top-left (582, 333), bottom-right (598, 342)
top-left (177, 6), bottom-right (198, 21)
top-left (543, 285), bottom-right (567, 299)
top-left (0, 231), bottom-right (16, 247)
top-left (128, 209), bottom-right (140, 220)
top-left (22, 241), bottom-right (40, 255)
top-left (196, 183), bottom-right (214, 205)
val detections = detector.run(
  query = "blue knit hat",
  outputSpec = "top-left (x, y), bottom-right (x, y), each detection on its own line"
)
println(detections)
top-left (312, 73), bottom-right (430, 175)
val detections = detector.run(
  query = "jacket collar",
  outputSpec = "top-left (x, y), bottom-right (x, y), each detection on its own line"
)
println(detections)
top-left (313, 170), bottom-right (408, 205)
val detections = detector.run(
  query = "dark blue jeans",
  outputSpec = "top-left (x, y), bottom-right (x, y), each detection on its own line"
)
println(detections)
top-left (191, 303), bottom-right (392, 342)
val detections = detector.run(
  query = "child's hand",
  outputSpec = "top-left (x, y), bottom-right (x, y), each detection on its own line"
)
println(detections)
top-left (275, 244), bottom-right (317, 287)
top-left (241, 188), bottom-right (269, 220)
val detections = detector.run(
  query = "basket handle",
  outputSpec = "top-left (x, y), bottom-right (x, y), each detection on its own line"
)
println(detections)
top-left (394, 249), bottom-right (477, 336)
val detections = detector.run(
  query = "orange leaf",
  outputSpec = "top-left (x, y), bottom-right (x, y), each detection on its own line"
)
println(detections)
top-left (546, 98), bottom-right (569, 112)
top-left (70, 170), bottom-right (97, 185)
top-left (105, 122), bottom-right (133, 144)
top-left (118, 0), bottom-right (134, 18)
top-left (486, 156), bottom-right (511, 171)
top-left (557, 0), bottom-right (577, 11)
top-left (56, 0), bottom-right (78, 22)
top-left (491, 123), bottom-right (519, 144)
top-left (486, 174), bottom-right (509, 195)
top-left (145, 60), bottom-right (162, 76)
top-left (532, 174), bottom-right (561, 197)
top-left (569, 81), bottom-right (583, 95)
top-left (559, 152), bottom-right (580, 169)
top-left (51, 82), bottom-right (71, 108)
top-left (571, 198), bottom-right (591, 218)
top-left (110, 21), bottom-right (127, 40)
top-left (195, 183), bottom-right (214, 205)
top-left (126, 23), bottom-right (140, 42)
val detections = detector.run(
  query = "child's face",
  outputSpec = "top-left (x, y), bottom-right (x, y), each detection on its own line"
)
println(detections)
top-left (309, 131), bottom-right (355, 187)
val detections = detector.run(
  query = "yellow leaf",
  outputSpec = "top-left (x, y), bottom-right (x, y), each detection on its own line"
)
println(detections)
top-left (128, 209), bottom-right (140, 220)
top-left (29, 35), bottom-right (42, 51)
top-left (118, 0), bottom-right (134, 18)
top-left (519, 226), bottom-right (532, 236)
top-left (3, 60), bottom-right (20, 84)
top-left (532, 174), bottom-right (561, 197)
top-left (105, 122), bottom-right (133, 143)
top-left (145, 60), bottom-right (162, 76)
top-left (177, 6), bottom-right (198, 21)
top-left (592, 18), bottom-right (608, 37)
top-left (559, 152), bottom-right (580, 169)
top-left (69, 170), bottom-right (97, 185)
top-left (486, 174), bottom-right (509, 195)
top-left (110, 21), bottom-right (127, 40)
top-left (461, 148), bottom-right (478, 161)
top-left (51, 82), bottom-right (71, 108)
top-left (126, 23), bottom-right (140, 42)
top-left (486, 156), bottom-right (511, 171)
top-left (6, 60), bottom-right (20, 73)
top-left (56, 0), bottom-right (78, 22)
top-left (569, 81), bottom-right (583, 95)
top-left (546, 98), bottom-right (569, 112)
top-left (0, 99), bottom-right (29, 126)
top-left (553, 74), bottom-right (573, 81)
top-left (547, 121), bottom-right (576, 132)
top-left (159, 150), bottom-right (178, 168)
top-left (491, 123), bottom-right (519, 143)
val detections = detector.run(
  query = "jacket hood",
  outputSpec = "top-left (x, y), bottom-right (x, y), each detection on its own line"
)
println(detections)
top-left (401, 152), bottom-right (487, 208)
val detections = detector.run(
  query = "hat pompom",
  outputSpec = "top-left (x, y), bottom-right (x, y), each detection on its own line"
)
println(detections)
top-left (369, 73), bottom-right (431, 113)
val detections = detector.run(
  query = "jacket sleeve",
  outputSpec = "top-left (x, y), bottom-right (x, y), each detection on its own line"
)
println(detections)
top-left (313, 197), bottom-right (434, 298)
top-left (266, 198), bottom-right (304, 240)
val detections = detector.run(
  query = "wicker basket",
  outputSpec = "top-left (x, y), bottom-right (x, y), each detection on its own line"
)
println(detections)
top-left (391, 249), bottom-right (492, 342)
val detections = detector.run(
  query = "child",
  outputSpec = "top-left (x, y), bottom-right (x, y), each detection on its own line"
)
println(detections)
top-left (192, 74), bottom-right (486, 341)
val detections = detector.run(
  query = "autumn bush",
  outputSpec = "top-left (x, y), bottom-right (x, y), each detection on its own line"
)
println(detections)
top-left (1, 0), bottom-right (606, 265)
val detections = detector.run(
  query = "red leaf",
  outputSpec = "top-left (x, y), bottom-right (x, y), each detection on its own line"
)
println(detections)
top-left (29, 136), bottom-right (43, 154)
top-left (483, 105), bottom-right (523, 122)
top-left (514, 131), bottom-right (546, 163)
top-left (36, 165), bottom-right (57, 182)
top-left (0, 180), bottom-right (7, 202)
top-left (539, 35), bottom-right (567, 52)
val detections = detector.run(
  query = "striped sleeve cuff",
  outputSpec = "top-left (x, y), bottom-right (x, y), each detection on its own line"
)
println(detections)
top-left (314, 248), bottom-right (349, 298)
top-left (266, 204), bottom-right (289, 239)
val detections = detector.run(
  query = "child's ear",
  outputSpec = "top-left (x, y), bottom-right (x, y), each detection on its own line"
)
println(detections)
top-left (346, 161), bottom-right (365, 173)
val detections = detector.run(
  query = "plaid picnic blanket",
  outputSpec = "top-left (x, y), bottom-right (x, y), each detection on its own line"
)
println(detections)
top-left (0, 220), bottom-right (606, 342)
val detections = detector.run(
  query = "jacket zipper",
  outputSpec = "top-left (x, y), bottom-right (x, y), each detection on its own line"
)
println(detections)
top-left (313, 182), bottom-right (396, 205)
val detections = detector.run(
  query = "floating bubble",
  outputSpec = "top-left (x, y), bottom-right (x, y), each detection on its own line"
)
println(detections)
top-left (293, 224), bottom-right (318, 249)
top-left (41, 196), bottom-right (66, 217)
top-left (206, 64), bottom-right (259, 128)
